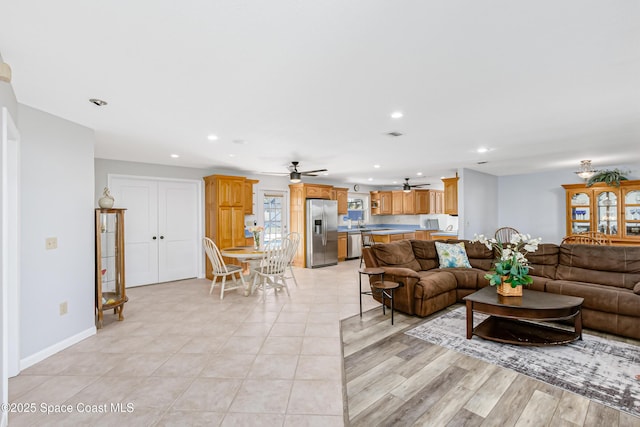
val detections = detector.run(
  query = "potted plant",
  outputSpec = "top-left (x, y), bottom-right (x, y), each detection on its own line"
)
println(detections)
top-left (586, 169), bottom-right (629, 187)
top-left (473, 233), bottom-right (541, 296)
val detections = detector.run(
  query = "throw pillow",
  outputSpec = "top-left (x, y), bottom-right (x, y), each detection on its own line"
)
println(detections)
top-left (634, 282), bottom-right (640, 295)
top-left (435, 241), bottom-right (472, 269)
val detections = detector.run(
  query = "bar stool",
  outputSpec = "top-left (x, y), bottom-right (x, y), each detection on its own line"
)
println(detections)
top-left (358, 267), bottom-right (384, 317)
top-left (371, 280), bottom-right (400, 325)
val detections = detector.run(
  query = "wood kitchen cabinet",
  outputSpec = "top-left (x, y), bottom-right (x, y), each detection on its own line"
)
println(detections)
top-left (442, 176), bottom-right (459, 215)
top-left (244, 179), bottom-right (258, 214)
top-left (372, 232), bottom-right (416, 244)
top-left (334, 187), bottom-right (348, 215)
top-left (414, 190), bottom-right (444, 214)
top-left (338, 232), bottom-right (347, 261)
top-left (380, 191), bottom-right (392, 214)
top-left (370, 191), bottom-right (392, 215)
top-left (392, 191), bottom-right (404, 214)
top-left (371, 191), bottom-right (381, 215)
top-left (403, 191), bottom-right (415, 214)
top-left (204, 174), bottom-right (259, 278)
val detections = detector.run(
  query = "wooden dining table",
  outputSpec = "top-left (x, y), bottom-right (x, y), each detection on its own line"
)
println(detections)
top-left (220, 246), bottom-right (264, 296)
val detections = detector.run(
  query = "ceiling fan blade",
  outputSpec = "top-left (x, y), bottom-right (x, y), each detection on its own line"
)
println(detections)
top-left (411, 183), bottom-right (431, 187)
top-left (300, 169), bottom-right (328, 174)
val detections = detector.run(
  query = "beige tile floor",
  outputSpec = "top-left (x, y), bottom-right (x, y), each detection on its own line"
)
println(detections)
top-left (9, 259), bottom-right (378, 426)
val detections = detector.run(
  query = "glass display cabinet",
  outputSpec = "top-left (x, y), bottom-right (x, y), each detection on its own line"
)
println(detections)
top-left (562, 181), bottom-right (640, 245)
top-left (95, 208), bottom-right (127, 328)
top-left (623, 189), bottom-right (640, 238)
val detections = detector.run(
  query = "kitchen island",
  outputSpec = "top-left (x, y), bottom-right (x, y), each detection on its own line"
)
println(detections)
top-left (337, 224), bottom-right (459, 247)
top-left (369, 229), bottom-right (416, 244)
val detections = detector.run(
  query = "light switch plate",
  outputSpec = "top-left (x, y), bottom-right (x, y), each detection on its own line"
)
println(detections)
top-left (59, 301), bottom-right (67, 315)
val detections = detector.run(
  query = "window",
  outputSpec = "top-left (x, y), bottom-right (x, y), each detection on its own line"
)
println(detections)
top-left (262, 192), bottom-right (286, 243)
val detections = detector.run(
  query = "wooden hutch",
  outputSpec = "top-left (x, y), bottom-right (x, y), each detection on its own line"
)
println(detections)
top-left (562, 180), bottom-right (640, 245)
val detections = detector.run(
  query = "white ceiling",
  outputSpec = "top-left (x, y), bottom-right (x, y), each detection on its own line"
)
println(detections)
top-left (1, 1), bottom-right (639, 186)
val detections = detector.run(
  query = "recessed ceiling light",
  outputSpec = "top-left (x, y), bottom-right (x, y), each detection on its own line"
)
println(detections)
top-left (392, 181), bottom-right (398, 184)
top-left (170, 154), bottom-right (179, 158)
top-left (367, 178), bottom-right (374, 182)
top-left (207, 134), bottom-right (218, 141)
top-left (477, 147), bottom-right (489, 153)
top-left (391, 111), bottom-right (403, 119)
top-left (228, 154), bottom-right (235, 157)
top-left (416, 172), bottom-right (423, 176)
top-left (373, 164), bottom-right (381, 169)
top-left (322, 172), bottom-right (329, 176)
top-left (89, 98), bottom-right (107, 106)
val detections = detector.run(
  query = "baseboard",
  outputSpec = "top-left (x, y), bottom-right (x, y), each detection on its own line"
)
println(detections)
top-left (19, 326), bottom-right (96, 371)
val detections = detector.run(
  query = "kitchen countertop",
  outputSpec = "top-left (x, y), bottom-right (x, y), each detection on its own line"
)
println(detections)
top-left (369, 229), bottom-right (416, 235)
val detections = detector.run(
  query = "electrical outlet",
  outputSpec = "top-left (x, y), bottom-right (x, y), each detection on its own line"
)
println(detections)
top-left (59, 301), bottom-right (68, 315)
top-left (46, 237), bottom-right (58, 250)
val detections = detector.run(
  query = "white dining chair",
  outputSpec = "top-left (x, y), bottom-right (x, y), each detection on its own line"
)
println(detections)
top-left (251, 239), bottom-right (292, 301)
top-left (284, 232), bottom-right (300, 287)
top-left (202, 237), bottom-right (246, 299)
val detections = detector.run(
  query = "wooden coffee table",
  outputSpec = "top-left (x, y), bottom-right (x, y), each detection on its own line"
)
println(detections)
top-left (463, 286), bottom-right (583, 346)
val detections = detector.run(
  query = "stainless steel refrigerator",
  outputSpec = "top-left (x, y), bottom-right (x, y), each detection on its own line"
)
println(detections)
top-left (306, 199), bottom-right (338, 268)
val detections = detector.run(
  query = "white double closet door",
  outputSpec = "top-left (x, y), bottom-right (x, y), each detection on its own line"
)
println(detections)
top-left (109, 176), bottom-right (200, 287)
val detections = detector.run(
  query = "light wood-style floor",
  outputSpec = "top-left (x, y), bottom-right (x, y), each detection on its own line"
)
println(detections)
top-left (341, 305), bottom-right (640, 427)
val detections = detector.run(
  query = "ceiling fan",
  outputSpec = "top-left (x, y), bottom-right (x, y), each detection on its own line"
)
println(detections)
top-left (401, 178), bottom-right (430, 192)
top-left (261, 161), bottom-right (328, 183)
top-left (288, 161), bottom-right (328, 183)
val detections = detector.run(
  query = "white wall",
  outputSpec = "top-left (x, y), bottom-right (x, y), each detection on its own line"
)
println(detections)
top-left (19, 105), bottom-right (95, 365)
top-left (0, 52), bottom-right (17, 427)
top-left (497, 163), bottom-right (640, 244)
top-left (459, 168), bottom-right (499, 239)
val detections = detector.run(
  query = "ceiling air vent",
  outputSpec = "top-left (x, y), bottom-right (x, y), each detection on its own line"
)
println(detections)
top-left (386, 131), bottom-right (403, 137)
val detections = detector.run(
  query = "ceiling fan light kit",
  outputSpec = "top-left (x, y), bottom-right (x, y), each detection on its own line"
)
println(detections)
top-left (289, 171), bottom-right (302, 183)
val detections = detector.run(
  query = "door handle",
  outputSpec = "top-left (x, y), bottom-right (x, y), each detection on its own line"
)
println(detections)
top-left (152, 236), bottom-right (157, 240)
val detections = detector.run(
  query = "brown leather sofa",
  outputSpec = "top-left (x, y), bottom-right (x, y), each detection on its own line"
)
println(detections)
top-left (362, 239), bottom-right (640, 340)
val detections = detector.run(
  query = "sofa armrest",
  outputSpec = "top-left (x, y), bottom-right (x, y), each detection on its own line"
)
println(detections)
top-left (381, 267), bottom-right (420, 280)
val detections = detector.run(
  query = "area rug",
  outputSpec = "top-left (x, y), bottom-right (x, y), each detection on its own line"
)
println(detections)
top-left (405, 307), bottom-right (640, 418)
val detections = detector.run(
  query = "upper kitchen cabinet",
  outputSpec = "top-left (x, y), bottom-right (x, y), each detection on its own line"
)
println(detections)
top-left (442, 176), bottom-right (459, 215)
top-left (370, 191), bottom-right (392, 215)
top-left (415, 190), bottom-right (444, 214)
top-left (392, 191), bottom-right (404, 214)
top-left (562, 180), bottom-right (640, 245)
top-left (244, 179), bottom-right (259, 214)
top-left (380, 191), bottom-right (392, 215)
top-left (334, 187), bottom-right (348, 215)
top-left (215, 175), bottom-right (245, 207)
top-left (304, 183), bottom-right (333, 199)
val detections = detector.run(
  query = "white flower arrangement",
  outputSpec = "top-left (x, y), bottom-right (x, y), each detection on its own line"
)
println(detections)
top-left (473, 233), bottom-right (542, 288)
